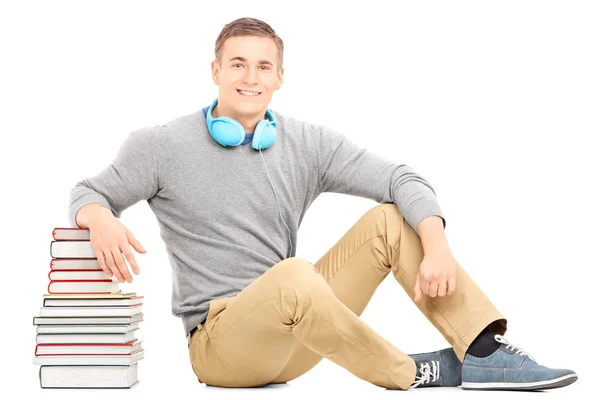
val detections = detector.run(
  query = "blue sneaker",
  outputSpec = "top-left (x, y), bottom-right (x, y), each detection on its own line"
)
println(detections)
top-left (408, 347), bottom-right (462, 388)
top-left (462, 334), bottom-right (578, 390)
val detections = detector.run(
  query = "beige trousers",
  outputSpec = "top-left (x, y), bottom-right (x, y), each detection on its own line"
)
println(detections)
top-left (187, 204), bottom-right (507, 389)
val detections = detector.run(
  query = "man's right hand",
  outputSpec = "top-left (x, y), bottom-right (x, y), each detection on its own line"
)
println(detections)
top-left (87, 209), bottom-right (147, 283)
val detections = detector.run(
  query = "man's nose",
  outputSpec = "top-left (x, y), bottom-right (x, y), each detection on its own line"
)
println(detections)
top-left (243, 67), bottom-right (259, 84)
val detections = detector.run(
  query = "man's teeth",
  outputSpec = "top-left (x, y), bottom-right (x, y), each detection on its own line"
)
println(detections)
top-left (238, 90), bottom-right (260, 96)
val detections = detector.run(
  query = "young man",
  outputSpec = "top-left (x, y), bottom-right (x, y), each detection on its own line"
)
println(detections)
top-left (69, 17), bottom-right (577, 391)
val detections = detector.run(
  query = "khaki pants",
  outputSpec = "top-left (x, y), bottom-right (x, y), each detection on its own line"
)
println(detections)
top-left (187, 204), bottom-right (507, 389)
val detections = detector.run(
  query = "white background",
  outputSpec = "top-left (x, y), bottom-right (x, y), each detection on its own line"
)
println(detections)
top-left (1, 0), bottom-right (598, 398)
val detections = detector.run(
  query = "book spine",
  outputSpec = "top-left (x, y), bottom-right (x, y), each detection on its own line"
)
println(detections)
top-left (50, 258), bottom-right (103, 270)
top-left (52, 227), bottom-right (90, 241)
top-left (48, 269), bottom-right (106, 280)
top-left (47, 280), bottom-right (114, 294)
top-left (50, 240), bottom-right (95, 259)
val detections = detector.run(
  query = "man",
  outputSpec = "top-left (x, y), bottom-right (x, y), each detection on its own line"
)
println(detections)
top-left (69, 17), bottom-right (577, 391)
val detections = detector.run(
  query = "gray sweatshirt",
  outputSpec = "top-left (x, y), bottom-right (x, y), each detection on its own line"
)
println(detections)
top-left (68, 106), bottom-right (446, 336)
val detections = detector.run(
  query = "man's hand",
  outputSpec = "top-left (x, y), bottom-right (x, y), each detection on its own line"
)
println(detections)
top-left (87, 210), bottom-right (147, 283)
top-left (414, 246), bottom-right (457, 302)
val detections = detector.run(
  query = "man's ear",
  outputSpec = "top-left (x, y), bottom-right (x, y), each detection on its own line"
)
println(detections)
top-left (275, 66), bottom-right (284, 90)
top-left (211, 60), bottom-right (220, 85)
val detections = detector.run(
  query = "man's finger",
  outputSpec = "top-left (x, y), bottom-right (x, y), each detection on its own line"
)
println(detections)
top-left (112, 247), bottom-right (132, 283)
top-left (414, 274), bottom-right (422, 302)
top-left (104, 251), bottom-right (124, 282)
top-left (420, 277), bottom-right (431, 300)
top-left (438, 277), bottom-right (447, 297)
top-left (428, 282), bottom-right (439, 298)
top-left (448, 275), bottom-right (456, 295)
top-left (122, 245), bottom-right (140, 275)
top-left (126, 229), bottom-right (146, 254)
top-left (93, 245), bottom-right (112, 277)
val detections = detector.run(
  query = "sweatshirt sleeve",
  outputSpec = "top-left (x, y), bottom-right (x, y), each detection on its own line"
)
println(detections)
top-left (68, 126), bottom-right (160, 228)
top-left (316, 124), bottom-right (446, 236)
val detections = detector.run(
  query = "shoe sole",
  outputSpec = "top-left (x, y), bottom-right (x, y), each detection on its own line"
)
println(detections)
top-left (462, 373), bottom-right (578, 391)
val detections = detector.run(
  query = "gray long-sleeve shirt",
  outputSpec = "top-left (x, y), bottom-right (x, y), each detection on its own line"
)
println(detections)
top-left (68, 106), bottom-right (446, 336)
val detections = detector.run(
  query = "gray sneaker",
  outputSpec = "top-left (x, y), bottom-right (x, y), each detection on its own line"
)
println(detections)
top-left (408, 347), bottom-right (462, 388)
top-left (462, 334), bottom-right (578, 390)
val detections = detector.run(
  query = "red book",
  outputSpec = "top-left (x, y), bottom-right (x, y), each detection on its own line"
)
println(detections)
top-left (48, 269), bottom-right (116, 281)
top-left (50, 258), bottom-right (102, 270)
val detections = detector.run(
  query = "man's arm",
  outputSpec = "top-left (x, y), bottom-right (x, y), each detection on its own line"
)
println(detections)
top-left (316, 124), bottom-right (446, 240)
top-left (417, 215), bottom-right (448, 253)
top-left (69, 126), bottom-right (160, 227)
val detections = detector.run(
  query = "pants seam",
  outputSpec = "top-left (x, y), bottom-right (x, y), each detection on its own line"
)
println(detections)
top-left (295, 297), bottom-right (413, 386)
top-left (324, 235), bottom-right (388, 283)
top-left (215, 294), bottom-right (283, 338)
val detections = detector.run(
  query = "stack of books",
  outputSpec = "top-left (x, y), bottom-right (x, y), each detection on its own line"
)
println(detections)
top-left (32, 227), bottom-right (145, 389)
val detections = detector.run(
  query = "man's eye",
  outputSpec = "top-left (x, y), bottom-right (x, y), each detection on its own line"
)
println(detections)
top-left (233, 64), bottom-right (242, 68)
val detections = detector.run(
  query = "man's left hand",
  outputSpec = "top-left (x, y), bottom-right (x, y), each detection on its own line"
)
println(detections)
top-left (414, 246), bottom-right (457, 302)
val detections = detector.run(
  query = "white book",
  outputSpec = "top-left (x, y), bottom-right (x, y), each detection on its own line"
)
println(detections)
top-left (50, 241), bottom-right (96, 258)
top-left (36, 329), bottom-right (139, 344)
top-left (39, 305), bottom-right (142, 317)
top-left (33, 350), bottom-right (144, 365)
top-left (37, 323), bottom-right (139, 334)
top-left (33, 314), bottom-right (143, 325)
top-left (36, 340), bottom-right (142, 355)
top-left (44, 297), bottom-right (143, 307)
top-left (40, 364), bottom-right (138, 388)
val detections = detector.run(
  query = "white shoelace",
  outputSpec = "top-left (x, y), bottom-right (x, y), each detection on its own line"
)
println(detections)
top-left (410, 360), bottom-right (440, 388)
top-left (494, 334), bottom-right (536, 361)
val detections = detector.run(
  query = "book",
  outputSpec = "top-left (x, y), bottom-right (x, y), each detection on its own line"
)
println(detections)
top-left (40, 304), bottom-right (142, 317)
top-left (47, 280), bottom-right (119, 294)
top-left (52, 227), bottom-right (91, 241)
top-left (39, 305), bottom-right (142, 317)
top-left (50, 240), bottom-right (96, 258)
top-left (35, 340), bottom-right (142, 356)
top-left (36, 329), bottom-right (139, 344)
top-left (37, 323), bottom-right (139, 334)
top-left (39, 364), bottom-right (139, 389)
top-left (43, 292), bottom-right (136, 298)
top-left (33, 315), bottom-right (143, 325)
top-left (34, 227), bottom-right (145, 388)
top-left (50, 258), bottom-right (102, 270)
top-left (48, 269), bottom-right (117, 281)
top-left (44, 296), bottom-right (143, 307)
top-left (33, 349), bottom-right (144, 365)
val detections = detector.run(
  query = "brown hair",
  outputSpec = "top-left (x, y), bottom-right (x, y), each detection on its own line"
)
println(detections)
top-left (215, 17), bottom-right (284, 71)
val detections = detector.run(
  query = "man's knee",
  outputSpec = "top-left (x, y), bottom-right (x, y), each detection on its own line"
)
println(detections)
top-left (267, 257), bottom-right (328, 293)
top-left (363, 203), bottom-right (404, 231)
top-left (269, 257), bottom-right (319, 279)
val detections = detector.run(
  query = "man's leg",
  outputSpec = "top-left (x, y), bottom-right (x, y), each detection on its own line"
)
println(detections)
top-left (188, 256), bottom-right (417, 389)
top-left (270, 203), bottom-right (507, 384)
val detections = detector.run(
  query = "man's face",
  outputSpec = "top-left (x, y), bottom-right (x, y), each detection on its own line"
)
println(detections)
top-left (211, 35), bottom-right (283, 117)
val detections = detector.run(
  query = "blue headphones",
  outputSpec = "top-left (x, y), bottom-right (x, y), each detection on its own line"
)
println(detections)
top-left (206, 98), bottom-right (277, 150)
top-left (204, 98), bottom-right (293, 258)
